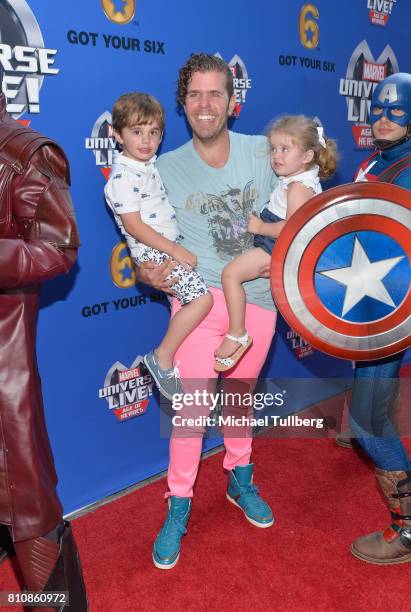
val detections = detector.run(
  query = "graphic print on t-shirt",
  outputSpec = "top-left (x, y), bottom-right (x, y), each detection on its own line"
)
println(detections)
top-left (185, 180), bottom-right (258, 260)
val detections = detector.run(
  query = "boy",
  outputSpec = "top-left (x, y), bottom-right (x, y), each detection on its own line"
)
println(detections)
top-left (104, 93), bottom-right (212, 400)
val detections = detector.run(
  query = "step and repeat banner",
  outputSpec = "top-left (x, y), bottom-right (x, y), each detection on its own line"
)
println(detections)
top-left (2, 0), bottom-right (410, 514)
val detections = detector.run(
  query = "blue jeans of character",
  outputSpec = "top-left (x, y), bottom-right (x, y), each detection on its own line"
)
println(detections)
top-left (349, 351), bottom-right (409, 470)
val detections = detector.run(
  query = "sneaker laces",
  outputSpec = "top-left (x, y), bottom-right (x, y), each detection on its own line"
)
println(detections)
top-left (238, 483), bottom-right (267, 510)
top-left (166, 361), bottom-right (181, 380)
top-left (159, 513), bottom-right (187, 545)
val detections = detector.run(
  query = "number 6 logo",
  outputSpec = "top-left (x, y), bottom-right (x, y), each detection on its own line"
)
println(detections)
top-left (299, 4), bottom-right (320, 50)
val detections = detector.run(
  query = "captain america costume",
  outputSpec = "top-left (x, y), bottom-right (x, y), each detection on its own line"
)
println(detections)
top-left (354, 138), bottom-right (411, 187)
top-left (349, 138), bottom-right (411, 470)
top-left (347, 74), bottom-right (411, 564)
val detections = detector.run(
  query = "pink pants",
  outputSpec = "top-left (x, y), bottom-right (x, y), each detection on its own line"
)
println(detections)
top-left (167, 287), bottom-right (277, 497)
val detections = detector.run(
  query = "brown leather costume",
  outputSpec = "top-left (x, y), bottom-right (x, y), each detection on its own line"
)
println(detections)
top-left (0, 93), bottom-right (87, 609)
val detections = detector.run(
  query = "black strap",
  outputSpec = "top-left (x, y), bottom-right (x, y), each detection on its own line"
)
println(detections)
top-left (377, 155), bottom-right (411, 183)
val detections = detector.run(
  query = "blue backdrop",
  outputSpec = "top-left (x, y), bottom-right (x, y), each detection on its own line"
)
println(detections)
top-left (2, 0), bottom-right (410, 514)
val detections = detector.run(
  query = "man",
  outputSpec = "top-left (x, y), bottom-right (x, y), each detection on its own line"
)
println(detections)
top-left (348, 73), bottom-right (411, 564)
top-left (139, 53), bottom-right (277, 569)
top-left (0, 68), bottom-right (88, 608)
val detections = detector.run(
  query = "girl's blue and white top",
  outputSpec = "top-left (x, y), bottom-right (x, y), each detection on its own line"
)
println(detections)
top-left (267, 165), bottom-right (322, 219)
top-left (104, 151), bottom-right (178, 261)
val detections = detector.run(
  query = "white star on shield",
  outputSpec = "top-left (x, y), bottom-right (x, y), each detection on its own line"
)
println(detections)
top-left (319, 236), bottom-right (404, 317)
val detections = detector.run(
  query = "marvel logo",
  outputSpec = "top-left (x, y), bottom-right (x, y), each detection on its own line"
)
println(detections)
top-left (362, 61), bottom-right (386, 82)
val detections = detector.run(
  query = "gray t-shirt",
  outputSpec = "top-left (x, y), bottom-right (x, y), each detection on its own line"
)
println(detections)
top-left (156, 131), bottom-right (277, 311)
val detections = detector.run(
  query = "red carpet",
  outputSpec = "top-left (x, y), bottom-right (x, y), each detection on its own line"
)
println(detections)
top-left (1, 437), bottom-right (411, 611)
top-left (1, 368), bottom-right (410, 611)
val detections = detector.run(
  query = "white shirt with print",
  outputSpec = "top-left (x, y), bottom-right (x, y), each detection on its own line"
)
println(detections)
top-left (104, 152), bottom-right (178, 261)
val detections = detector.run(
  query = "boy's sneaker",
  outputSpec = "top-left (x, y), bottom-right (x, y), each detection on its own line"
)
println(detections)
top-left (226, 464), bottom-right (274, 528)
top-left (143, 350), bottom-right (183, 401)
top-left (152, 496), bottom-right (191, 569)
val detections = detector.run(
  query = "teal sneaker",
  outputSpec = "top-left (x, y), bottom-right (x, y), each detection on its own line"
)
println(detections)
top-left (152, 496), bottom-right (191, 569)
top-left (226, 464), bottom-right (274, 528)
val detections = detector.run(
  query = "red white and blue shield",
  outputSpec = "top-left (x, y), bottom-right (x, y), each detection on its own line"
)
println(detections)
top-left (271, 182), bottom-right (411, 360)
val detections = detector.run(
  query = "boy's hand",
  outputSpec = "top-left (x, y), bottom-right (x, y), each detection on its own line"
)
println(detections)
top-left (171, 244), bottom-right (197, 270)
top-left (137, 259), bottom-right (177, 295)
top-left (247, 213), bottom-right (263, 235)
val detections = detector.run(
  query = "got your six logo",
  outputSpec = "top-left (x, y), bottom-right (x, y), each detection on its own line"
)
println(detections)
top-left (101, 0), bottom-right (135, 25)
top-left (299, 4), bottom-right (319, 50)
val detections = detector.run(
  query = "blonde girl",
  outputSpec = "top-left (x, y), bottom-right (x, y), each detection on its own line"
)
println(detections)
top-left (215, 115), bottom-right (339, 370)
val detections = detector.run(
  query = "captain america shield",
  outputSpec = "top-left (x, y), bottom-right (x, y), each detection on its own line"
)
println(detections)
top-left (271, 182), bottom-right (411, 360)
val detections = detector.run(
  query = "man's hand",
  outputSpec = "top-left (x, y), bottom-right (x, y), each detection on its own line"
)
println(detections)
top-left (171, 244), bottom-right (197, 270)
top-left (137, 259), bottom-right (177, 295)
top-left (247, 213), bottom-right (263, 235)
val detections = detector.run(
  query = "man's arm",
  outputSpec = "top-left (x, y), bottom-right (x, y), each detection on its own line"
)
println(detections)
top-left (0, 145), bottom-right (79, 289)
top-left (121, 211), bottom-right (197, 270)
